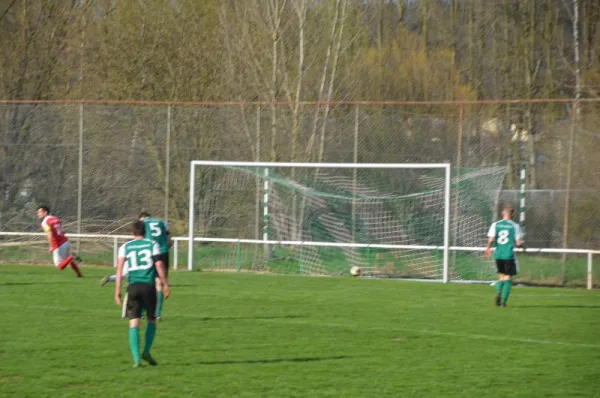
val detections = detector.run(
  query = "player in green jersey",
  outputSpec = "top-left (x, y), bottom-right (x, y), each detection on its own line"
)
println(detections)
top-left (138, 212), bottom-right (171, 320)
top-left (101, 212), bottom-right (171, 320)
top-left (484, 205), bottom-right (523, 307)
top-left (115, 221), bottom-right (170, 367)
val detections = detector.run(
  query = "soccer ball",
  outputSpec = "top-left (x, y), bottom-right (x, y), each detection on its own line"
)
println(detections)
top-left (350, 266), bottom-right (362, 276)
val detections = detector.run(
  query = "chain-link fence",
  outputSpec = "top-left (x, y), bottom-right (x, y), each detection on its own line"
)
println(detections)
top-left (1, 100), bottom-right (599, 253)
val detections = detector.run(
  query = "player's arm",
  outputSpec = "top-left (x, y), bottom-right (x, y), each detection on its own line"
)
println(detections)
top-left (484, 223), bottom-right (496, 258)
top-left (155, 259), bottom-right (170, 299)
top-left (152, 242), bottom-right (170, 298)
top-left (115, 248), bottom-right (126, 305)
top-left (165, 223), bottom-right (173, 249)
top-left (484, 237), bottom-right (495, 258)
top-left (515, 224), bottom-right (524, 250)
top-left (166, 230), bottom-right (172, 249)
top-left (45, 230), bottom-right (54, 251)
top-left (41, 223), bottom-right (53, 251)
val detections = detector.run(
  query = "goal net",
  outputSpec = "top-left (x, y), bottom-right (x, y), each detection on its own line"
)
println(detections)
top-left (187, 161), bottom-right (506, 282)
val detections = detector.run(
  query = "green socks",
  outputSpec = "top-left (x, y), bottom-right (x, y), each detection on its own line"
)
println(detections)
top-left (143, 323), bottom-right (156, 355)
top-left (129, 327), bottom-right (141, 363)
top-left (495, 280), bottom-right (505, 295)
top-left (130, 324), bottom-right (157, 364)
top-left (156, 291), bottom-right (164, 318)
top-left (502, 280), bottom-right (512, 304)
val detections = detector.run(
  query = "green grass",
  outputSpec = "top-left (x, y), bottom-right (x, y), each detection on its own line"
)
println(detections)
top-left (2, 243), bottom-right (597, 286)
top-left (0, 245), bottom-right (115, 266)
top-left (183, 244), bottom-right (598, 285)
top-left (1, 265), bottom-right (599, 397)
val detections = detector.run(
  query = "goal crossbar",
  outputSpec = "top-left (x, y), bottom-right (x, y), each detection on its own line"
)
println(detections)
top-left (188, 161), bottom-right (451, 281)
top-left (190, 160), bottom-right (451, 169)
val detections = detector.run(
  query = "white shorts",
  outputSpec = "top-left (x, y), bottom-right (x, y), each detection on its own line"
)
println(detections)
top-left (52, 241), bottom-right (71, 266)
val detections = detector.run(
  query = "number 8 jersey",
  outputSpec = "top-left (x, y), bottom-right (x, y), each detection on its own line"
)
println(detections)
top-left (487, 219), bottom-right (522, 260)
top-left (118, 238), bottom-right (161, 285)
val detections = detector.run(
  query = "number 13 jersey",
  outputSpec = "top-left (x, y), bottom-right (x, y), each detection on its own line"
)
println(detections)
top-left (118, 239), bottom-right (161, 285)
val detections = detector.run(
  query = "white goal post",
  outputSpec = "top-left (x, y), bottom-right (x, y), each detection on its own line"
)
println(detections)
top-left (187, 161), bottom-right (452, 282)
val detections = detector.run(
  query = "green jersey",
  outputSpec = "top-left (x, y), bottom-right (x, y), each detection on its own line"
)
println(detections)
top-left (487, 219), bottom-right (522, 260)
top-left (118, 238), bottom-right (161, 285)
top-left (142, 218), bottom-right (170, 254)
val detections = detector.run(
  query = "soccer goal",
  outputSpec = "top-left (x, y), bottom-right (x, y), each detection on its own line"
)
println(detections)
top-left (187, 161), bottom-right (456, 281)
top-left (187, 161), bottom-right (512, 282)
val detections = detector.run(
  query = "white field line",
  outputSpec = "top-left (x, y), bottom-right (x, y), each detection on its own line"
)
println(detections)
top-left (275, 318), bottom-right (600, 349)
top-left (501, 293), bottom-right (600, 298)
top-left (2, 303), bottom-right (598, 349)
top-left (457, 291), bottom-right (600, 299)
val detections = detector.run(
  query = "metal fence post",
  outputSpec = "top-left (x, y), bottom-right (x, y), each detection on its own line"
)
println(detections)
top-left (77, 103), bottom-right (83, 254)
top-left (173, 239), bottom-right (179, 270)
top-left (236, 240), bottom-right (242, 272)
top-left (165, 105), bottom-right (171, 222)
top-left (588, 252), bottom-right (593, 290)
top-left (451, 104), bottom-right (464, 271)
top-left (561, 100), bottom-right (577, 285)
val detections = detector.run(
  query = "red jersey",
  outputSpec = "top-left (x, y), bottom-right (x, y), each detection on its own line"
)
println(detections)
top-left (41, 215), bottom-right (68, 250)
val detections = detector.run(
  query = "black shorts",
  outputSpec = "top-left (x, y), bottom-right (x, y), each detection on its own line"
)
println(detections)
top-left (126, 283), bottom-right (157, 320)
top-left (155, 252), bottom-right (170, 277)
top-left (496, 259), bottom-right (517, 276)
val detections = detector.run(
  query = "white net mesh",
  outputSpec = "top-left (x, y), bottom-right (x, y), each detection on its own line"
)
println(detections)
top-left (191, 163), bottom-right (507, 280)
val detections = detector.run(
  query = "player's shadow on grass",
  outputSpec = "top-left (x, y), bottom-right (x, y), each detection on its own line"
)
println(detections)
top-left (195, 314), bottom-right (307, 321)
top-left (516, 304), bottom-right (600, 308)
top-left (0, 281), bottom-right (70, 286)
top-left (194, 355), bottom-right (351, 366)
top-left (164, 284), bottom-right (197, 287)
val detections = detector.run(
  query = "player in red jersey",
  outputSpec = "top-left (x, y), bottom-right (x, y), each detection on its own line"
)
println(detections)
top-left (37, 205), bottom-right (83, 277)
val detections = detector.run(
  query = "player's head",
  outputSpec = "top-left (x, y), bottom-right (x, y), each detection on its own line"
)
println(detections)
top-left (37, 205), bottom-right (50, 219)
top-left (132, 220), bottom-right (146, 237)
top-left (501, 205), bottom-right (514, 219)
top-left (138, 212), bottom-right (151, 220)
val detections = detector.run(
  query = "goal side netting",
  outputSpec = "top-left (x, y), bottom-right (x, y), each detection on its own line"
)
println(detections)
top-left (187, 161), bottom-right (506, 281)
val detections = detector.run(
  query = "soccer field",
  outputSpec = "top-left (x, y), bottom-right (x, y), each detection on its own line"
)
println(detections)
top-left (1, 265), bottom-right (599, 397)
